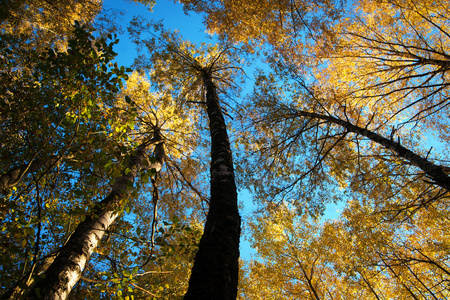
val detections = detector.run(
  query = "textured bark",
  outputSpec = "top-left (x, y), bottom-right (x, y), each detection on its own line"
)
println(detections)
top-left (360, 272), bottom-right (382, 300)
top-left (27, 134), bottom-right (165, 300)
top-left (184, 70), bottom-right (240, 299)
top-left (300, 266), bottom-right (321, 300)
top-left (0, 155), bottom-right (67, 194)
top-left (296, 111), bottom-right (450, 192)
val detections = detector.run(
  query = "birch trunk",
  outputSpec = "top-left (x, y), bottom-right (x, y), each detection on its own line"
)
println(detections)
top-left (27, 133), bottom-right (165, 300)
top-left (184, 70), bottom-right (240, 300)
top-left (295, 110), bottom-right (450, 192)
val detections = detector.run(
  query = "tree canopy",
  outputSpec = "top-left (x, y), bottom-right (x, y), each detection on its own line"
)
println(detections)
top-left (1, 0), bottom-right (450, 299)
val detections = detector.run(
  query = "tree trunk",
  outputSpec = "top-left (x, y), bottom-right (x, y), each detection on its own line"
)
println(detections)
top-left (27, 133), bottom-right (165, 300)
top-left (184, 70), bottom-right (240, 300)
top-left (295, 110), bottom-right (450, 192)
top-left (0, 154), bottom-right (68, 194)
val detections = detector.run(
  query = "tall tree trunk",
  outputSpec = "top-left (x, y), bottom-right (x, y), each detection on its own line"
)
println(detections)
top-left (184, 70), bottom-right (241, 299)
top-left (294, 110), bottom-right (450, 192)
top-left (27, 132), bottom-right (165, 300)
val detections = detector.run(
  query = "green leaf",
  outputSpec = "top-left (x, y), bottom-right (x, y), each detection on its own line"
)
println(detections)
top-left (105, 161), bottom-right (114, 170)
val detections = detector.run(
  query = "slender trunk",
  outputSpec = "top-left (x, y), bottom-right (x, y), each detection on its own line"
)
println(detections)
top-left (27, 133), bottom-right (165, 300)
top-left (184, 70), bottom-right (240, 299)
top-left (414, 249), bottom-right (450, 276)
top-left (394, 253), bottom-right (439, 300)
top-left (1, 255), bottom-right (56, 300)
top-left (295, 111), bottom-right (450, 192)
top-left (0, 154), bottom-right (68, 194)
top-left (299, 265), bottom-right (321, 300)
top-left (382, 258), bottom-right (419, 300)
top-left (357, 269), bottom-right (382, 300)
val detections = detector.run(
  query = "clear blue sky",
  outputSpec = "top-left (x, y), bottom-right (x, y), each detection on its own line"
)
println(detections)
top-left (102, 0), bottom-right (209, 67)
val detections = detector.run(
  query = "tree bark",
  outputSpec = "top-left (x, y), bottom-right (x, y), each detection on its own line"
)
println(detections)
top-left (27, 133), bottom-right (165, 300)
top-left (0, 154), bottom-right (68, 194)
top-left (184, 70), bottom-right (240, 300)
top-left (295, 110), bottom-right (450, 192)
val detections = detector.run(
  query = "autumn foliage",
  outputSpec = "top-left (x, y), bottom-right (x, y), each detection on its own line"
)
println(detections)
top-left (1, 0), bottom-right (450, 299)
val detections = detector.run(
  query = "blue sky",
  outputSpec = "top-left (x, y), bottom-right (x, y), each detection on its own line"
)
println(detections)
top-left (102, 0), bottom-right (210, 67)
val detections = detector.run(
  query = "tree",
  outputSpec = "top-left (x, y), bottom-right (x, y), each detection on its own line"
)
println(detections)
top-left (128, 23), bottom-right (243, 298)
top-left (178, 1), bottom-right (450, 298)
top-left (75, 70), bottom-right (205, 299)
top-left (183, 59), bottom-right (240, 300)
top-left (3, 0), bottom-right (450, 298)
top-left (1, 22), bottom-right (209, 298)
top-left (241, 198), bottom-right (450, 299)
top-left (0, 21), bottom-right (133, 298)
top-left (28, 132), bottom-right (165, 299)
top-left (241, 204), bottom-right (346, 299)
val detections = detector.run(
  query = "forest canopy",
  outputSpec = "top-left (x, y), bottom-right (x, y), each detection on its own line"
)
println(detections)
top-left (1, 0), bottom-right (450, 299)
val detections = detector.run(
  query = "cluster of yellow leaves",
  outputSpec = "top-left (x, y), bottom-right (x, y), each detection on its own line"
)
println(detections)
top-left (241, 200), bottom-right (450, 299)
top-left (2, 0), bottom-right (102, 51)
top-left (118, 71), bottom-right (200, 158)
top-left (314, 0), bottom-right (450, 128)
top-left (113, 69), bottom-right (211, 220)
top-left (179, 0), bottom-right (343, 56)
